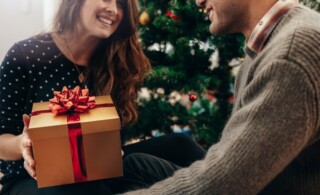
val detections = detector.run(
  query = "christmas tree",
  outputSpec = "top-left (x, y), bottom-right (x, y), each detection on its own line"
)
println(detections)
top-left (302, 0), bottom-right (320, 11)
top-left (123, 0), bottom-right (244, 148)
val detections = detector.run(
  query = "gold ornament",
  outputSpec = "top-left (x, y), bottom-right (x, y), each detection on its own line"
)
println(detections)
top-left (139, 11), bottom-right (150, 26)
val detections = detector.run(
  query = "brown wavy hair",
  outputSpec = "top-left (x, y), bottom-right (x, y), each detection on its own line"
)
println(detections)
top-left (52, 0), bottom-right (151, 126)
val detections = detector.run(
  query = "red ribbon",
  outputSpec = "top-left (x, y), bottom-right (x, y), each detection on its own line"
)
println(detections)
top-left (31, 86), bottom-right (114, 183)
top-left (67, 113), bottom-right (87, 182)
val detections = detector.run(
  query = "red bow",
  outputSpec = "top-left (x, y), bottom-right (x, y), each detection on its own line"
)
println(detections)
top-left (48, 86), bottom-right (95, 115)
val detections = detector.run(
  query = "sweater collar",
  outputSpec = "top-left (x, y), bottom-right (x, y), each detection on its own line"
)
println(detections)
top-left (245, 0), bottom-right (299, 57)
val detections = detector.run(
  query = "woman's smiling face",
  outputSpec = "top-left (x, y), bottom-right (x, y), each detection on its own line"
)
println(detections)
top-left (78, 0), bottom-right (124, 38)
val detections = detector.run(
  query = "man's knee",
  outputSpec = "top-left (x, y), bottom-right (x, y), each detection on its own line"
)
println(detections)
top-left (123, 153), bottom-right (179, 173)
top-left (123, 153), bottom-right (159, 169)
top-left (168, 133), bottom-right (194, 144)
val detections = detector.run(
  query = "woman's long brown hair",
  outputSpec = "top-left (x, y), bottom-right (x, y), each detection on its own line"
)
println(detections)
top-left (52, 0), bottom-right (151, 126)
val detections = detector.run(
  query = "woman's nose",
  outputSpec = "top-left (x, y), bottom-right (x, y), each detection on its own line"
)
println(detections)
top-left (106, 0), bottom-right (118, 16)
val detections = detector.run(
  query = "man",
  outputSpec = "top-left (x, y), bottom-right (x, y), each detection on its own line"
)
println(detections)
top-left (126, 0), bottom-right (320, 194)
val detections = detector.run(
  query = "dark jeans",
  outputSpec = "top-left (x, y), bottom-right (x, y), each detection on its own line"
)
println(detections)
top-left (123, 133), bottom-right (206, 167)
top-left (2, 153), bottom-right (180, 195)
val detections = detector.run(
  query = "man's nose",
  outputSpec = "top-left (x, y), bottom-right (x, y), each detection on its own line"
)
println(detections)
top-left (196, 0), bottom-right (206, 7)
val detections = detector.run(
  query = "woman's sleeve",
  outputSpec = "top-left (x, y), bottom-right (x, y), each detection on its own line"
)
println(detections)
top-left (0, 43), bottom-right (29, 135)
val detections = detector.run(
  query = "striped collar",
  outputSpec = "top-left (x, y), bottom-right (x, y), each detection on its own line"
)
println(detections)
top-left (247, 0), bottom-right (299, 54)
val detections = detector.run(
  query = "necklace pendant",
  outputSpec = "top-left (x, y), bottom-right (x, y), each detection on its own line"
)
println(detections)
top-left (78, 72), bottom-right (85, 84)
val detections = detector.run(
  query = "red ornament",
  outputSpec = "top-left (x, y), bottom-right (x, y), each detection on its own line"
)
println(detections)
top-left (189, 93), bottom-right (197, 102)
top-left (228, 95), bottom-right (234, 103)
top-left (165, 10), bottom-right (173, 17)
top-left (165, 9), bottom-right (180, 21)
top-left (171, 15), bottom-right (180, 21)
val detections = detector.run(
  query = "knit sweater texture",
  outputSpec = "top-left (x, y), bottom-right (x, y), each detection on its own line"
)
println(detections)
top-left (126, 5), bottom-right (320, 195)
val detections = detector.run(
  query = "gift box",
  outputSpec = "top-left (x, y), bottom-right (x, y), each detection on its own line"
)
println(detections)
top-left (28, 87), bottom-right (123, 188)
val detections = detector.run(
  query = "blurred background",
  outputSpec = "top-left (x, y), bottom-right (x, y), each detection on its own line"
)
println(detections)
top-left (0, 0), bottom-right (60, 61)
top-left (125, 0), bottom-right (245, 148)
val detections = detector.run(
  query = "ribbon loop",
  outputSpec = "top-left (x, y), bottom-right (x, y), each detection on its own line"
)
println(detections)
top-left (48, 86), bottom-right (95, 115)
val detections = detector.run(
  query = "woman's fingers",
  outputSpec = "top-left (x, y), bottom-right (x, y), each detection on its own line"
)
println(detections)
top-left (22, 137), bottom-right (32, 147)
top-left (23, 159), bottom-right (36, 178)
top-left (22, 114), bottom-right (30, 132)
top-left (22, 146), bottom-right (34, 166)
top-left (22, 146), bottom-right (36, 178)
top-left (21, 114), bottom-right (36, 179)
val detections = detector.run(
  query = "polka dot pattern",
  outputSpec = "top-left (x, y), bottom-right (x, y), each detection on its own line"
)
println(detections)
top-left (0, 34), bottom-right (85, 184)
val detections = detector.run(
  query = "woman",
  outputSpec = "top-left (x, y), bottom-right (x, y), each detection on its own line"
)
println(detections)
top-left (0, 0), bottom-right (205, 194)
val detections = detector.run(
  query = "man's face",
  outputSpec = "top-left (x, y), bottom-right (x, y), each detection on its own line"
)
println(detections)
top-left (196, 0), bottom-right (248, 34)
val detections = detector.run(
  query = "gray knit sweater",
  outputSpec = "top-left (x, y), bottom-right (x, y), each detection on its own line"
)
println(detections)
top-left (126, 5), bottom-right (320, 195)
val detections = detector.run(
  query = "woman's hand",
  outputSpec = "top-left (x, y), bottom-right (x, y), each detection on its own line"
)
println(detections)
top-left (20, 114), bottom-right (37, 179)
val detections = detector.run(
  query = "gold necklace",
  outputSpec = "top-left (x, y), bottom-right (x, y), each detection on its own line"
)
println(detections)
top-left (61, 36), bottom-right (87, 88)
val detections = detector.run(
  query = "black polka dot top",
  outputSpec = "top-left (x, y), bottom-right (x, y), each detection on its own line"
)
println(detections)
top-left (0, 33), bottom-right (87, 185)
